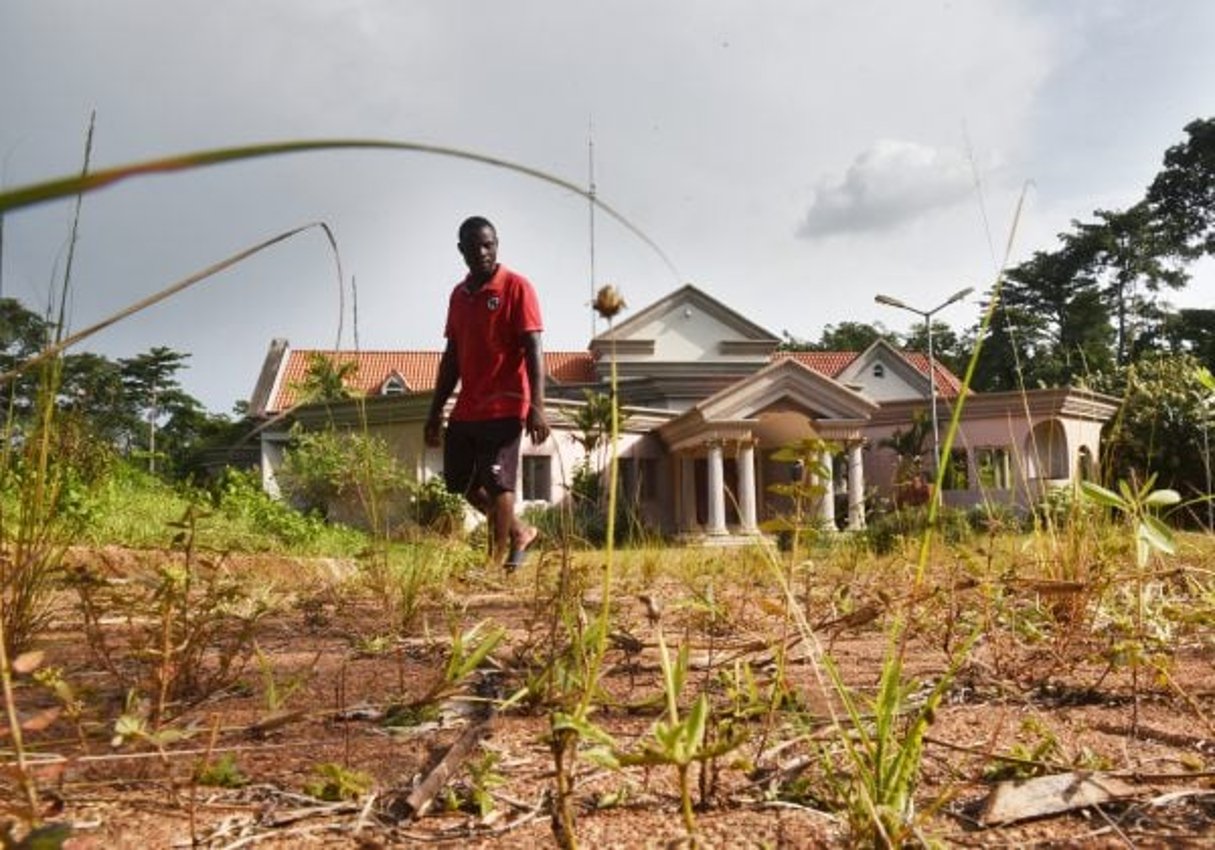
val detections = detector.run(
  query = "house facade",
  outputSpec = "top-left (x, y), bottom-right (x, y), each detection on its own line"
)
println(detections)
top-left (248, 285), bottom-right (1119, 539)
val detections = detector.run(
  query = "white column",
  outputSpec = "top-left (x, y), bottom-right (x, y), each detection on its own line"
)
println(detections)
top-left (705, 441), bottom-right (728, 536)
top-left (737, 440), bottom-right (758, 533)
top-left (847, 441), bottom-right (866, 530)
top-left (680, 455), bottom-right (698, 532)
top-left (817, 449), bottom-right (836, 530)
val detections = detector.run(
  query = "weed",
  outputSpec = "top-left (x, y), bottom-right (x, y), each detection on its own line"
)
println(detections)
top-left (304, 762), bottom-right (373, 801)
top-left (70, 507), bottom-right (279, 720)
top-left (253, 642), bottom-right (318, 713)
top-left (464, 749), bottom-right (506, 818)
top-left (194, 753), bottom-right (248, 788)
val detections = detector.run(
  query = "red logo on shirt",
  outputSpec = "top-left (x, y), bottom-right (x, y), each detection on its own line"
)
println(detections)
top-left (486, 296), bottom-right (500, 311)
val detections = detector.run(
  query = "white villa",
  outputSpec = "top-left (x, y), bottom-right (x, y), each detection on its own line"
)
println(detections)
top-left (248, 284), bottom-right (1119, 539)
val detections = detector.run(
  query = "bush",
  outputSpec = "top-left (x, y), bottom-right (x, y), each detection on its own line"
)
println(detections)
top-left (279, 426), bottom-right (413, 531)
top-left (412, 476), bottom-right (466, 535)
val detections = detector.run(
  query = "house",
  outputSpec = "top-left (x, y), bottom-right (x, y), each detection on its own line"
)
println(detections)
top-left (247, 284), bottom-right (1119, 539)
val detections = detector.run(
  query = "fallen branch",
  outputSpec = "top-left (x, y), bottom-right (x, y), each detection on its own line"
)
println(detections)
top-left (402, 717), bottom-right (494, 819)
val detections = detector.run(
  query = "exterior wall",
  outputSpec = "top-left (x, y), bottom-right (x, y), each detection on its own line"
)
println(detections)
top-left (616, 307), bottom-right (770, 364)
top-left (862, 413), bottom-right (1107, 513)
top-left (844, 355), bottom-right (925, 401)
top-left (260, 412), bottom-right (677, 534)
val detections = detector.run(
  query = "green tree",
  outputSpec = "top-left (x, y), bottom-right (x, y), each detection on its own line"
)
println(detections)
top-left (0, 297), bottom-right (52, 417)
top-left (1155, 308), bottom-right (1215, 372)
top-left (1094, 353), bottom-right (1213, 514)
top-left (779, 321), bottom-right (896, 352)
top-left (291, 352), bottom-right (360, 404)
top-left (118, 346), bottom-right (201, 474)
top-left (1068, 204), bottom-right (1188, 366)
top-left (1145, 117), bottom-right (1215, 259)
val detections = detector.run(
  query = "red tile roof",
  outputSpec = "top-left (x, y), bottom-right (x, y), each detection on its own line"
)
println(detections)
top-left (268, 345), bottom-right (960, 413)
top-left (773, 349), bottom-right (961, 396)
top-left (901, 351), bottom-right (963, 396)
top-left (270, 349), bottom-right (596, 412)
top-left (771, 350), bottom-right (858, 377)
top-left (545, 350), bottom-right (598, 384)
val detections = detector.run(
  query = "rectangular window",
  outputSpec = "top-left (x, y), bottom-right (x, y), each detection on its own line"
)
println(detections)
top-left (942, 448), bottom-right (970, 491)
top-left (521, 455), bottom-right (552, 502)
top-left (976, 447), bottom-right (1012, 490)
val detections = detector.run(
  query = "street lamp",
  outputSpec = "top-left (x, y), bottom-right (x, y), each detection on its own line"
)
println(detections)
top-left (874, 286), bottom-right (974, 477)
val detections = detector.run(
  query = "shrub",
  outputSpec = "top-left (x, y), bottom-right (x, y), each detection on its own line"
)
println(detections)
top-left (278, 426), bottom-right (413, 532)
top-left (412, 476), bottom-right (466, 535)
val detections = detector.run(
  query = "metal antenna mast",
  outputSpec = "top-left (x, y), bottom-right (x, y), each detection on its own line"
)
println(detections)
top-left (588, 119), bottom-right (598, 340)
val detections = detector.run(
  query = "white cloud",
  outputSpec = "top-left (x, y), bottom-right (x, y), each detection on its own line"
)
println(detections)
top-left (799, 140), bottom-right (976, 238)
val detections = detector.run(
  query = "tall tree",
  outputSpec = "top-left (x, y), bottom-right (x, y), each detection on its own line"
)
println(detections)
top-left (291, 352), bottom-right (360, 404)
top-left (0, 298), bottom-right (52, 416)
top-left (1146, 117), bottom-right (1215, 259)
top-left (1067, 203), bottom-right (1188, 366)
top-left (118, 347), bottom-right (198, 473)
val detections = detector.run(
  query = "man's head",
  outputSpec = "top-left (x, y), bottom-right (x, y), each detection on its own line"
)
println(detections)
top-left (458, 216), bottom-right (498, 281)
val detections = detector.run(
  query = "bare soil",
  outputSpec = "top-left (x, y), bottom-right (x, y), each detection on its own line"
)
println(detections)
top-left (5, 546), bottom-right (1214, 849)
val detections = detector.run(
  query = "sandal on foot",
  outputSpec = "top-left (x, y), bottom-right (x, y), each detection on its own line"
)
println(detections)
top-left (505, 526), bottom-right (539, 572)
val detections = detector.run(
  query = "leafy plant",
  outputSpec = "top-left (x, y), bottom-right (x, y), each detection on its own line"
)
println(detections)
top-left (605, 603), bottom-right (743, 839)
top-left (254, 642), bottom-right (317, 713)
top-left (304, 762), bottom-right (373, 801)
top-left (71, 506), bottom-right (279, 721)
top-left (194, 753), bottom-right (248, 788)
top-left (279, 425), bottom-right (412, 532)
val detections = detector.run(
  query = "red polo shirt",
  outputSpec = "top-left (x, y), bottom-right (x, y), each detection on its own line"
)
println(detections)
top-left (444, 265), bottom-right (543, 422)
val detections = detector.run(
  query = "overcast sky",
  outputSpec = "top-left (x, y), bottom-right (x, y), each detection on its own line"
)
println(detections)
top-left (2, 1), bottom-right (1213, 413)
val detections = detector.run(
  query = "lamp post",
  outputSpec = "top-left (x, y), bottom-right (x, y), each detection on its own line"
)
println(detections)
top-left (874, 286), bottom-right (974, 477)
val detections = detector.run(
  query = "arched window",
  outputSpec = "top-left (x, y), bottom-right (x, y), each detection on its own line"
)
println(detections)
top-left (872, 363), bottom-right (885, 379)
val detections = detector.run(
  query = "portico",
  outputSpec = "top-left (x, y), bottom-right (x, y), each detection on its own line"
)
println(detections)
top-left (658, 359), bottom-right (879, 540)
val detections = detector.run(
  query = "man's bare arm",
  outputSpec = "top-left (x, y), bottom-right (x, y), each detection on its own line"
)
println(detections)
top-left (522, 331), bottom-right (549, 444)
top-left (424, 339), bottom-right (460, 447)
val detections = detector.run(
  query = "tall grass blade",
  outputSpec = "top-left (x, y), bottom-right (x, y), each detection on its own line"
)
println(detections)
top-left (0, 139), bottom-right (681, 281)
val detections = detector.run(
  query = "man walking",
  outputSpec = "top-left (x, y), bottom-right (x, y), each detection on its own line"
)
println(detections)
top-left (424, 216), bottom-right (548, 570)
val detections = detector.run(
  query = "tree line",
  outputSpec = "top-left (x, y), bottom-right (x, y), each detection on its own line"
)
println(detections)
top-left (0, 299), bottom-right (242, 477)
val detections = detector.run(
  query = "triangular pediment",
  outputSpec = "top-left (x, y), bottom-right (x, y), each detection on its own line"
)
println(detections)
top-left (699, 359), bottom-right (879, 421)
top-left (659, 359), bottom-right (878, 449)
top-left (836, 339), bottom-right (930, 401)
top-left (589, 284), bottom-right (779, 363)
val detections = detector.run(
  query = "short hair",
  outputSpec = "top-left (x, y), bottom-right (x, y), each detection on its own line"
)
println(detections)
top-left (458, 216), bottom-right (496, 243)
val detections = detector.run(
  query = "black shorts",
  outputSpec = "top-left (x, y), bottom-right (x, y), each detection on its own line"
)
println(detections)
top-left (443, 417), bottom-right (523, 497)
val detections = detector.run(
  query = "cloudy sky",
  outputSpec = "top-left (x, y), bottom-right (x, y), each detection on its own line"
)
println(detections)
top-left (2, 1), bottom-right (1212, 413)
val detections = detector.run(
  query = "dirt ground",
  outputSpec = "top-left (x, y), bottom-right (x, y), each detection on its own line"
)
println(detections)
top-left (5, 546), bottom-right (1214, 849)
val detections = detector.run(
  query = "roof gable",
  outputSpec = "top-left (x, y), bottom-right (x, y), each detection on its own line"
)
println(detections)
top-left (590, 284), bottom-right (779, 362)
top-left (836, 339), bottom-right (961, 401)
top-left (659, 358), bottom-right (879, 449)
top-left (697, 358), bottom-right (879, 422)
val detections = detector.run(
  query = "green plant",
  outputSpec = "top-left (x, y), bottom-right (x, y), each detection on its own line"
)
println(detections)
top-left (304, 762), bottom-right (373, 801)
top-left (279, 425), bottom-right (412, 533)
top-left (605, 604), bottom-right (743, 839)
top-left (412, 475), bottom-right (466, 535)
top-left (359, 541), bottom-right (468, 634)
top-left (71, 507), bottom-right (279, 721)
top-left (982, 716), bottom-right (1062, 781)
top-left (823, 642), bottom-right (962, 849)
top-left (464, 749), bottom-right (506, 818)
top-left (254, 642), bottom-right (317, 713)
top-left (194, 753), bottom-right (248, 788)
